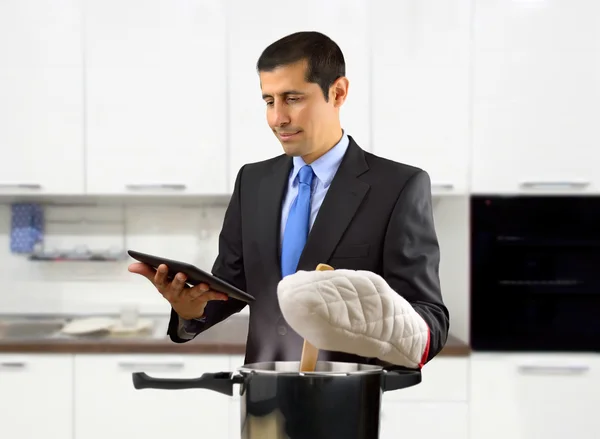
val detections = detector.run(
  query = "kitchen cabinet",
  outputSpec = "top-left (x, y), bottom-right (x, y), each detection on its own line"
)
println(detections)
top-left (381, 357), bottom-right (469, 439)
top-left (84, 0), bottom-right (229, 196)
top-left (0, 0), bottom-right (85, 195)
top-left (470, 353), bottom-right (600, 439)
top-left (226, 0), bottom-right (371, 192)
top-left (74, 354), bottom-right (231, 439)
top-left (381, 402), bottom-right (468, 439)
top-left (0, 354), bottom-right (73, 438)
top-left (228, 354), bottom-right (245, 439)
top-left (370, 0), bottom-right (472, 196)
top-left (471, 0), bottom-right (600, 194)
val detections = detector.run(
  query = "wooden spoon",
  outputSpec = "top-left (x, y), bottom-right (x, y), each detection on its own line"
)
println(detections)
top-left (299, 263), bottom-right (334, 372)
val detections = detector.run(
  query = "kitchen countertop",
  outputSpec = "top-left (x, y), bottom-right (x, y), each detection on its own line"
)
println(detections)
top-left (0, 314), bottom-right (470, 356)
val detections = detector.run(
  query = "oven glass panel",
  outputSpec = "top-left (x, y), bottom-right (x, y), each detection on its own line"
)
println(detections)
top-left (470, 196), bottom-right (600, 352)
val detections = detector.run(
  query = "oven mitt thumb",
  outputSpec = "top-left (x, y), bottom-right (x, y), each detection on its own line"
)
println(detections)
top-left (277, 269), bottom-right (430, 369)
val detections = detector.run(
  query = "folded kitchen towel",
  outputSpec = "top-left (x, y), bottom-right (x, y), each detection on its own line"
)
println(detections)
top-left (277, 268), bottom-right (431, 369)
top-left (10, 203), bottom-right (44, 253)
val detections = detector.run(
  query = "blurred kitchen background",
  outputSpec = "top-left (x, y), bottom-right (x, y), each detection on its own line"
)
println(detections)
top-left (1, 0), bottom-right (599, 438)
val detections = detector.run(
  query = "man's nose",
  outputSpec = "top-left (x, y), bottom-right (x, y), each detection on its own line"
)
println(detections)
top-left (272, 103), bottom-right (290, 126)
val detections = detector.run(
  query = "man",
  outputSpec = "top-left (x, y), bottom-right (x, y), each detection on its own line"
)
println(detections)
top-left (129, 31), bottom-right (449, 368)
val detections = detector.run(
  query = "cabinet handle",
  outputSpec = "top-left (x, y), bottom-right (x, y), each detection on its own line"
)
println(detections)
top-left (0, 183), bottom-right (42, 190)
top-left (0, 362), bottom-right (26, 370)
top-left (118, 361), bottom-right (185, 371)
top-left (431, 183), bottom-right (454, 190)
top-left (519, 181), bottom-right (590, 189)
top-left (125, 184), bottom-right (186, 191)
top-left (517, 364), bottom-right (590, 375)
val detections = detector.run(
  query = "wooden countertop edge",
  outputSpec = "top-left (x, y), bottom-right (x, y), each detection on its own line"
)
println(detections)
top-left (0, 341), bottom-right (249, 354)
top-left (0, 338), bottom-right (470, 356)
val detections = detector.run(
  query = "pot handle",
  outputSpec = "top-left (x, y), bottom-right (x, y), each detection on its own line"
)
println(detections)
top-left (382, 367), bottom-right (422, 392)
top-left (132, 371), bottom-right (242, 396)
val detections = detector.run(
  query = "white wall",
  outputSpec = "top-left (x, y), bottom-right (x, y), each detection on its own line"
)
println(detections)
top-left (0, 202), bottom-right (223, 316)
top-left (0, 196), bottom-right (470, 341)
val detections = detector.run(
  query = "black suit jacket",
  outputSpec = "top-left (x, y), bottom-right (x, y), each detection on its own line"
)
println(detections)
top-left (167, 136), bottom-right (449, 367)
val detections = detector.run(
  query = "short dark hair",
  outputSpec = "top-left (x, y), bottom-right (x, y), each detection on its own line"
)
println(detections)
top-left (256, 31), bottom-right (345, 101)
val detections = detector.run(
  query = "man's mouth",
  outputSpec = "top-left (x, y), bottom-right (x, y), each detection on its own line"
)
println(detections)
top-left (279, 131), bottom-right (301, 140)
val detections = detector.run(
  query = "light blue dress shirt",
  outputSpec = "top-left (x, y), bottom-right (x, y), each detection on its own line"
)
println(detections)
top-left (178, 130), bottom-right (350, 336)
top-left (279, 130), bottom-right (349, 245)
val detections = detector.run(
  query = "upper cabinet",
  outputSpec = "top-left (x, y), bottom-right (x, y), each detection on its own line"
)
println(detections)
top-left (226, 0), bottom-right (371, 191)
top-left (471, 0), bottom-right (600, 194)
top-left (0, 0), bottom-right (85, 195)
top-left (370, 0), bottom-right (472, 195)
top-left (84, 0), bottom-right (229, 195)
top-left (2, 0), bottom-right (598, 198)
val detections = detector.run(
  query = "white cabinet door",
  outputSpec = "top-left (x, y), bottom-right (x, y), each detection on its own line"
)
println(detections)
top-left (370, 0), bottom-right (472, 195)
top-left (74, 354), bottom-right (231, 439)
top-left (380, 402), bottom-right (468, 439)
top-left (227, 0), bottom-right (371, 191)
top-left (0, 0), bottom-right (84, 195)
top-left (228, 354), bottom-right (245, 439)
top-left (470, 353), bottom-right (600, 439)
top-left (380, 357), bottom-right (469, 439)
top-left (471, 0), bottom-right (600, 194)
top-left (84, 0), bottom-right (228, 195)
top-left (382, 356), bottom-right (468, 403)
top-left (0, 354), bottom-right (72, 438)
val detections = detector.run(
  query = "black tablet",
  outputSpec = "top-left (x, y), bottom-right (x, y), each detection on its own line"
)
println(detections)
top-left (127, 250), bottom-right (255, 304)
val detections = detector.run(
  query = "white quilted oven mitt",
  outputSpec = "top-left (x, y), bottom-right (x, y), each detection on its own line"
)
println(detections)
top-left (277, 269), bottom-right (430, 369)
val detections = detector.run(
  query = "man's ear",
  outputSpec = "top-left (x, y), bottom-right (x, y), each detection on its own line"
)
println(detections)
top-left (331, 77), bottom-right (349, 107)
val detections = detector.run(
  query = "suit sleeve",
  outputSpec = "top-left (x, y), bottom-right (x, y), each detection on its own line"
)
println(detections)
top-left (167, 165), bottom-right (248, 343)
top-left (381, 169), bottom-right (450, 364)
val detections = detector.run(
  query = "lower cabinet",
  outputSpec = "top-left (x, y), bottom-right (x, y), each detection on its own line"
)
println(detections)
top-left (380, 357), bottom-right (469, 439)
top-left (73, 354), bottom-right (232, 439)
top-left (381, 402), bottom-right (468, 439)
top-left (0, 354), bottom-right (73, 438)
top-left (4, 352), bottom-right (598, 439)
top-left (470, 353), bottom-right (600, 439)
top-left (228, 355), bottom-right (245, 439)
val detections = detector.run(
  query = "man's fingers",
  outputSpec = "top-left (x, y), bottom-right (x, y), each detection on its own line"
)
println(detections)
top-left (206, 291), bottom-right (229, 301)
top-left (170, 272), bottom-right (187, 298)
top-left (153, 264), bottom-right (169, 289)
top-left (127, 263), bottom-right (156, 281)
top-left (188, 286), bottom-right (228, 302)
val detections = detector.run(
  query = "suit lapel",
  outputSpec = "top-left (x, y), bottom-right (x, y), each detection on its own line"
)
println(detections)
top-left (297, 138), bottom-right (370, 270)
top-left (256, 155), bottom-right (292, 276)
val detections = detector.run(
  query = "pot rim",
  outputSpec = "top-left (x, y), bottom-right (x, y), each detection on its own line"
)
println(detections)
top-left (236, 360), bottom-right (385, 376)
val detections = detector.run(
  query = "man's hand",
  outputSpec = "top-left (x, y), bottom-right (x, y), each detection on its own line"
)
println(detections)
top-left (128, 262), bottom-right (228, 320)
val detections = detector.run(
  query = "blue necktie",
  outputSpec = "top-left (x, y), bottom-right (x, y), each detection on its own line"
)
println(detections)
top-left (281, 165), bottom-right (314, 277)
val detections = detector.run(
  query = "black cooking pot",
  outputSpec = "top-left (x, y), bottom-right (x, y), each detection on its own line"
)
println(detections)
top-left (132, 360), bottom-right (421, 439)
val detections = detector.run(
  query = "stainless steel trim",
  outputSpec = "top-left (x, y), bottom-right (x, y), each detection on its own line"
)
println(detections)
top-left (517, 364), bottom-right (590, 375)
top-left (0, 183), bottom-right (42, 189)
top-left (238, 361), bottom-right (384, 376)
top-left (0, 362), bottom-right (26, 370)
top-left (431, 183), bottom-right (455, 190)
top-left (519, 181), bottom-right (590, 189)
top-left (125, 184), bottom-right (186, 191)
top-left (118, 362), bottom-right (185, 371)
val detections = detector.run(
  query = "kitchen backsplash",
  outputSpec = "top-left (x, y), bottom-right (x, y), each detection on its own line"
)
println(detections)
top-left (0, 196), bottom-right (469, 341)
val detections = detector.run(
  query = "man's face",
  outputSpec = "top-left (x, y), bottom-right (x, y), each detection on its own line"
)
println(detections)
top-left (259, 59), bottom-right (346, 161)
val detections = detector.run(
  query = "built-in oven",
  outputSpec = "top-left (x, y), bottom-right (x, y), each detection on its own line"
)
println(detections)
top-left (470, 195), bottom-right (600, 352)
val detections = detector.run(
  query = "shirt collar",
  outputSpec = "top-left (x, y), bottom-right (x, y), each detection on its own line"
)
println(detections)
top-left (290, 130), bottom-right (349, 189)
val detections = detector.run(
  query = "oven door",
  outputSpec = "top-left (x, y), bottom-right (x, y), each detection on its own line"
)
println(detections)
top-left (470, 195), bottom-right (600, 352)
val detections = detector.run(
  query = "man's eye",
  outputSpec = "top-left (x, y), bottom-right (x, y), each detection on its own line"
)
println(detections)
top-left (265, 101), bottom-right (273, 106)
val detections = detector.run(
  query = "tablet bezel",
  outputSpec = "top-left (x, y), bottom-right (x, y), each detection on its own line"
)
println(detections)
top-left (127, 250), bottom-right (255, 303)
